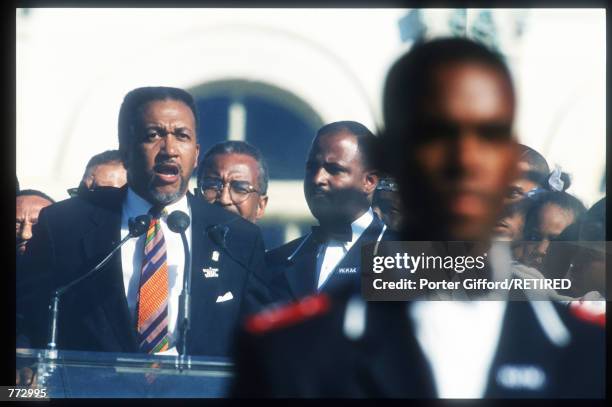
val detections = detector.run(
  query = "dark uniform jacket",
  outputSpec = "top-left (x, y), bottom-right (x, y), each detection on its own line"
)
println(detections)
top-left (264, 214), bottom-right (394, 303)
top-left (232, 289), bottom-right (605, 398)
top-left (16, 186), bottom-right (269, 357)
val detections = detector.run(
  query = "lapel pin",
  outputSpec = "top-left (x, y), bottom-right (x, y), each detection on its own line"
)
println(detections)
top-left (202, 267), bottom-right (219, 278)
top-left (211, 250), bottom-right (220, 262)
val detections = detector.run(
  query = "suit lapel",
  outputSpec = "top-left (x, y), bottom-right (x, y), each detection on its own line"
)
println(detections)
top-left (187, 194), bottom-right (230, 354)
top-left (79, 190), bottom-right (138, 352)
top-left (359, 302), bottom-right (437, 397)
top-left (284, 235), bottom-right (320, 299)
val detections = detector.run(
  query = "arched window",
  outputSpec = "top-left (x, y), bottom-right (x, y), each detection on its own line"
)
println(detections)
top-left (189, 80), bottom-right (324, 249)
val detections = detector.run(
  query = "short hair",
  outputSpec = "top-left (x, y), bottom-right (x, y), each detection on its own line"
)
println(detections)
top-left (197, 141), bottom-right (269, 195)
top-left (517, 144), bottom-right (550, 187)
top-left (382, 37), bottom-right (515, 146)
top-left (84, 150), bottom-right (123, 172)
top-left (17, 189), bottom-right (55, 204)
top-left (315, 121), bottom-right (377, 170)
top-left (525, 191), bottom-right (587, 231)
top-left (118, 86), bottom-right (199, 156)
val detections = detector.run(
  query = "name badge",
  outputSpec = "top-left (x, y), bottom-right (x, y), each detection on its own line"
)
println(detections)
top-left (338, 267), bottom-right (357, 274)
top-left (202, 267), bottom-right (219, 278)
top-left (496, 364), bottom-right (546, 390)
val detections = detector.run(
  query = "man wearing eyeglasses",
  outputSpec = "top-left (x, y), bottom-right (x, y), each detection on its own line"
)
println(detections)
top-left (196, 141), bottom-right (269, 223)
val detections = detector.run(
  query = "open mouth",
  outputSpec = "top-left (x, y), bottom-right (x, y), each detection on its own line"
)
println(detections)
top-left (154, 163), bottom-right (180, 184)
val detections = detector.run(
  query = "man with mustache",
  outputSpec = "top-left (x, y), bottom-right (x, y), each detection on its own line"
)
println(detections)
top-left (232, 38), bottom-right (604, 398)
top-left (17, 87), bottom-right (268, 359)
top-left (264, 121), bottom-right (388, 302)
top-left (196, 141), bottom-right (269, 224)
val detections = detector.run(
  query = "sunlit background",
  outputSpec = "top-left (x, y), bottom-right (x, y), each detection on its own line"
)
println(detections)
top-left (16, 8), bottom-right (606, 249)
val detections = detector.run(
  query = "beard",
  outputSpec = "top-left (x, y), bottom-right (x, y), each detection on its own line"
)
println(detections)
top-left (128, 170), bottom-right (189, 206)
top-left (148, 178), bottom-right (188, 205)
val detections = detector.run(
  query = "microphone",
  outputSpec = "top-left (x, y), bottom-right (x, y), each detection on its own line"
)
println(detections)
top-left (167, 210), bottom-right (190, 234)
top-left (207, 224), bottom-right (229, 249)
top-left (204, 215), bottom-right (242, 250)
top-left (205, 220), bottom-right (258, 288)
top-left (46, 214), bottom-right (152, 357)
top-left (167, 210), bottom-right (192, 368)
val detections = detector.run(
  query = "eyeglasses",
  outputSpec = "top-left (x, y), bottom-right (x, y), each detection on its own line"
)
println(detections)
top-left (199, 178), bottom-right (261, 204)
top-left (376, 179), bottom-right (399, 192)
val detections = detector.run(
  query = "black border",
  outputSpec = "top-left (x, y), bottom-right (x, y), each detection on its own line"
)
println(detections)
top-left (7, 1), bottom-right (610, 405)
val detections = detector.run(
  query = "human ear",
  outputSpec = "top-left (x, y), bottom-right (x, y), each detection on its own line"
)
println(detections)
top-left (255, 195), bottom-right (269, 220)
top-left (363, 171), bottom-right (379, 195)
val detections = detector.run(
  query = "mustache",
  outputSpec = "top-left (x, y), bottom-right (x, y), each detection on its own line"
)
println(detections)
top-left (153, 160), bottom-right (182, 173)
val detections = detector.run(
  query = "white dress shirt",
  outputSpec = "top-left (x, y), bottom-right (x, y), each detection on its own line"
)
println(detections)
top-left (316, 208), bottom-right (375, 290)
top-left (408, 243), bottom-right (514, 398)
top-left (409, 300), bottom-right (507, 398)
top-left (120, 188), bottom-right (192, 354)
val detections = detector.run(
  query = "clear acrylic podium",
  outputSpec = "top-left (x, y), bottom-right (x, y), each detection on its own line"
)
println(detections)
top-left (16, 348), bottom-right (234, 398)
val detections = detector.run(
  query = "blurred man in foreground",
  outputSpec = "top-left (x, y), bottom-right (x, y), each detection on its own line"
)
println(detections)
top-left (232, 38), bottom-right (604, 398)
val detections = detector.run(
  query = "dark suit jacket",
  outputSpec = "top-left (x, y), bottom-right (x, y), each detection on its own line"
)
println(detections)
top-left (16, 186), bottom-right (268, 357)
top-left (264, 215), bottom-right (394, 303)
top-left (232, 292), bottom-right (605, 398)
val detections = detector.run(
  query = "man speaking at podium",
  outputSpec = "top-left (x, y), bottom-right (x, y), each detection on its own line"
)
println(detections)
top-left (17, 87), bottom-right (267, 357)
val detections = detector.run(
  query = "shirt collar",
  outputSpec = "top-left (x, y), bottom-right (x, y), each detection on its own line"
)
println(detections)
top-left (349, 207), bottom-right (374, 243)
top-left (124, 187), bottom-right (190, 219)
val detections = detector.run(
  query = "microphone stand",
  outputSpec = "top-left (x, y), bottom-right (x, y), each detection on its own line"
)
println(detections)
top-left (47, 232), bottom-right (133, 358)
top-left (167, 209), bottom-right (193, 372)
top-left (177, 231), bottom-right (192, 372)
top-left (46, 215), bottom-right (151, 359)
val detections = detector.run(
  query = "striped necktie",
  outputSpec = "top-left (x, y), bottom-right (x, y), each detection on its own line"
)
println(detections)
top-left (136, 211), bottom-right (170, 353)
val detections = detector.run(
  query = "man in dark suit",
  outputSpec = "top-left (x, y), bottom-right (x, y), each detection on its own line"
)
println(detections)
top-left (17, 86), bottom-right (268, 357)
top-left (264, 121), bottom-right (390, 303)
top-left (232, 38), bottom-right (604, 398)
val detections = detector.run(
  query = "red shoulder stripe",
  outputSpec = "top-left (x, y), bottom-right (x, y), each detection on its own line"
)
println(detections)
top-left (245, 294), bottom-right (331, 335)
top-left (569, 301), bottom-right (606, 327)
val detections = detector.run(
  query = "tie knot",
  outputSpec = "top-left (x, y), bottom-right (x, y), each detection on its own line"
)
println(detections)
top-left (149, 206), bottom-right (167, 219)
